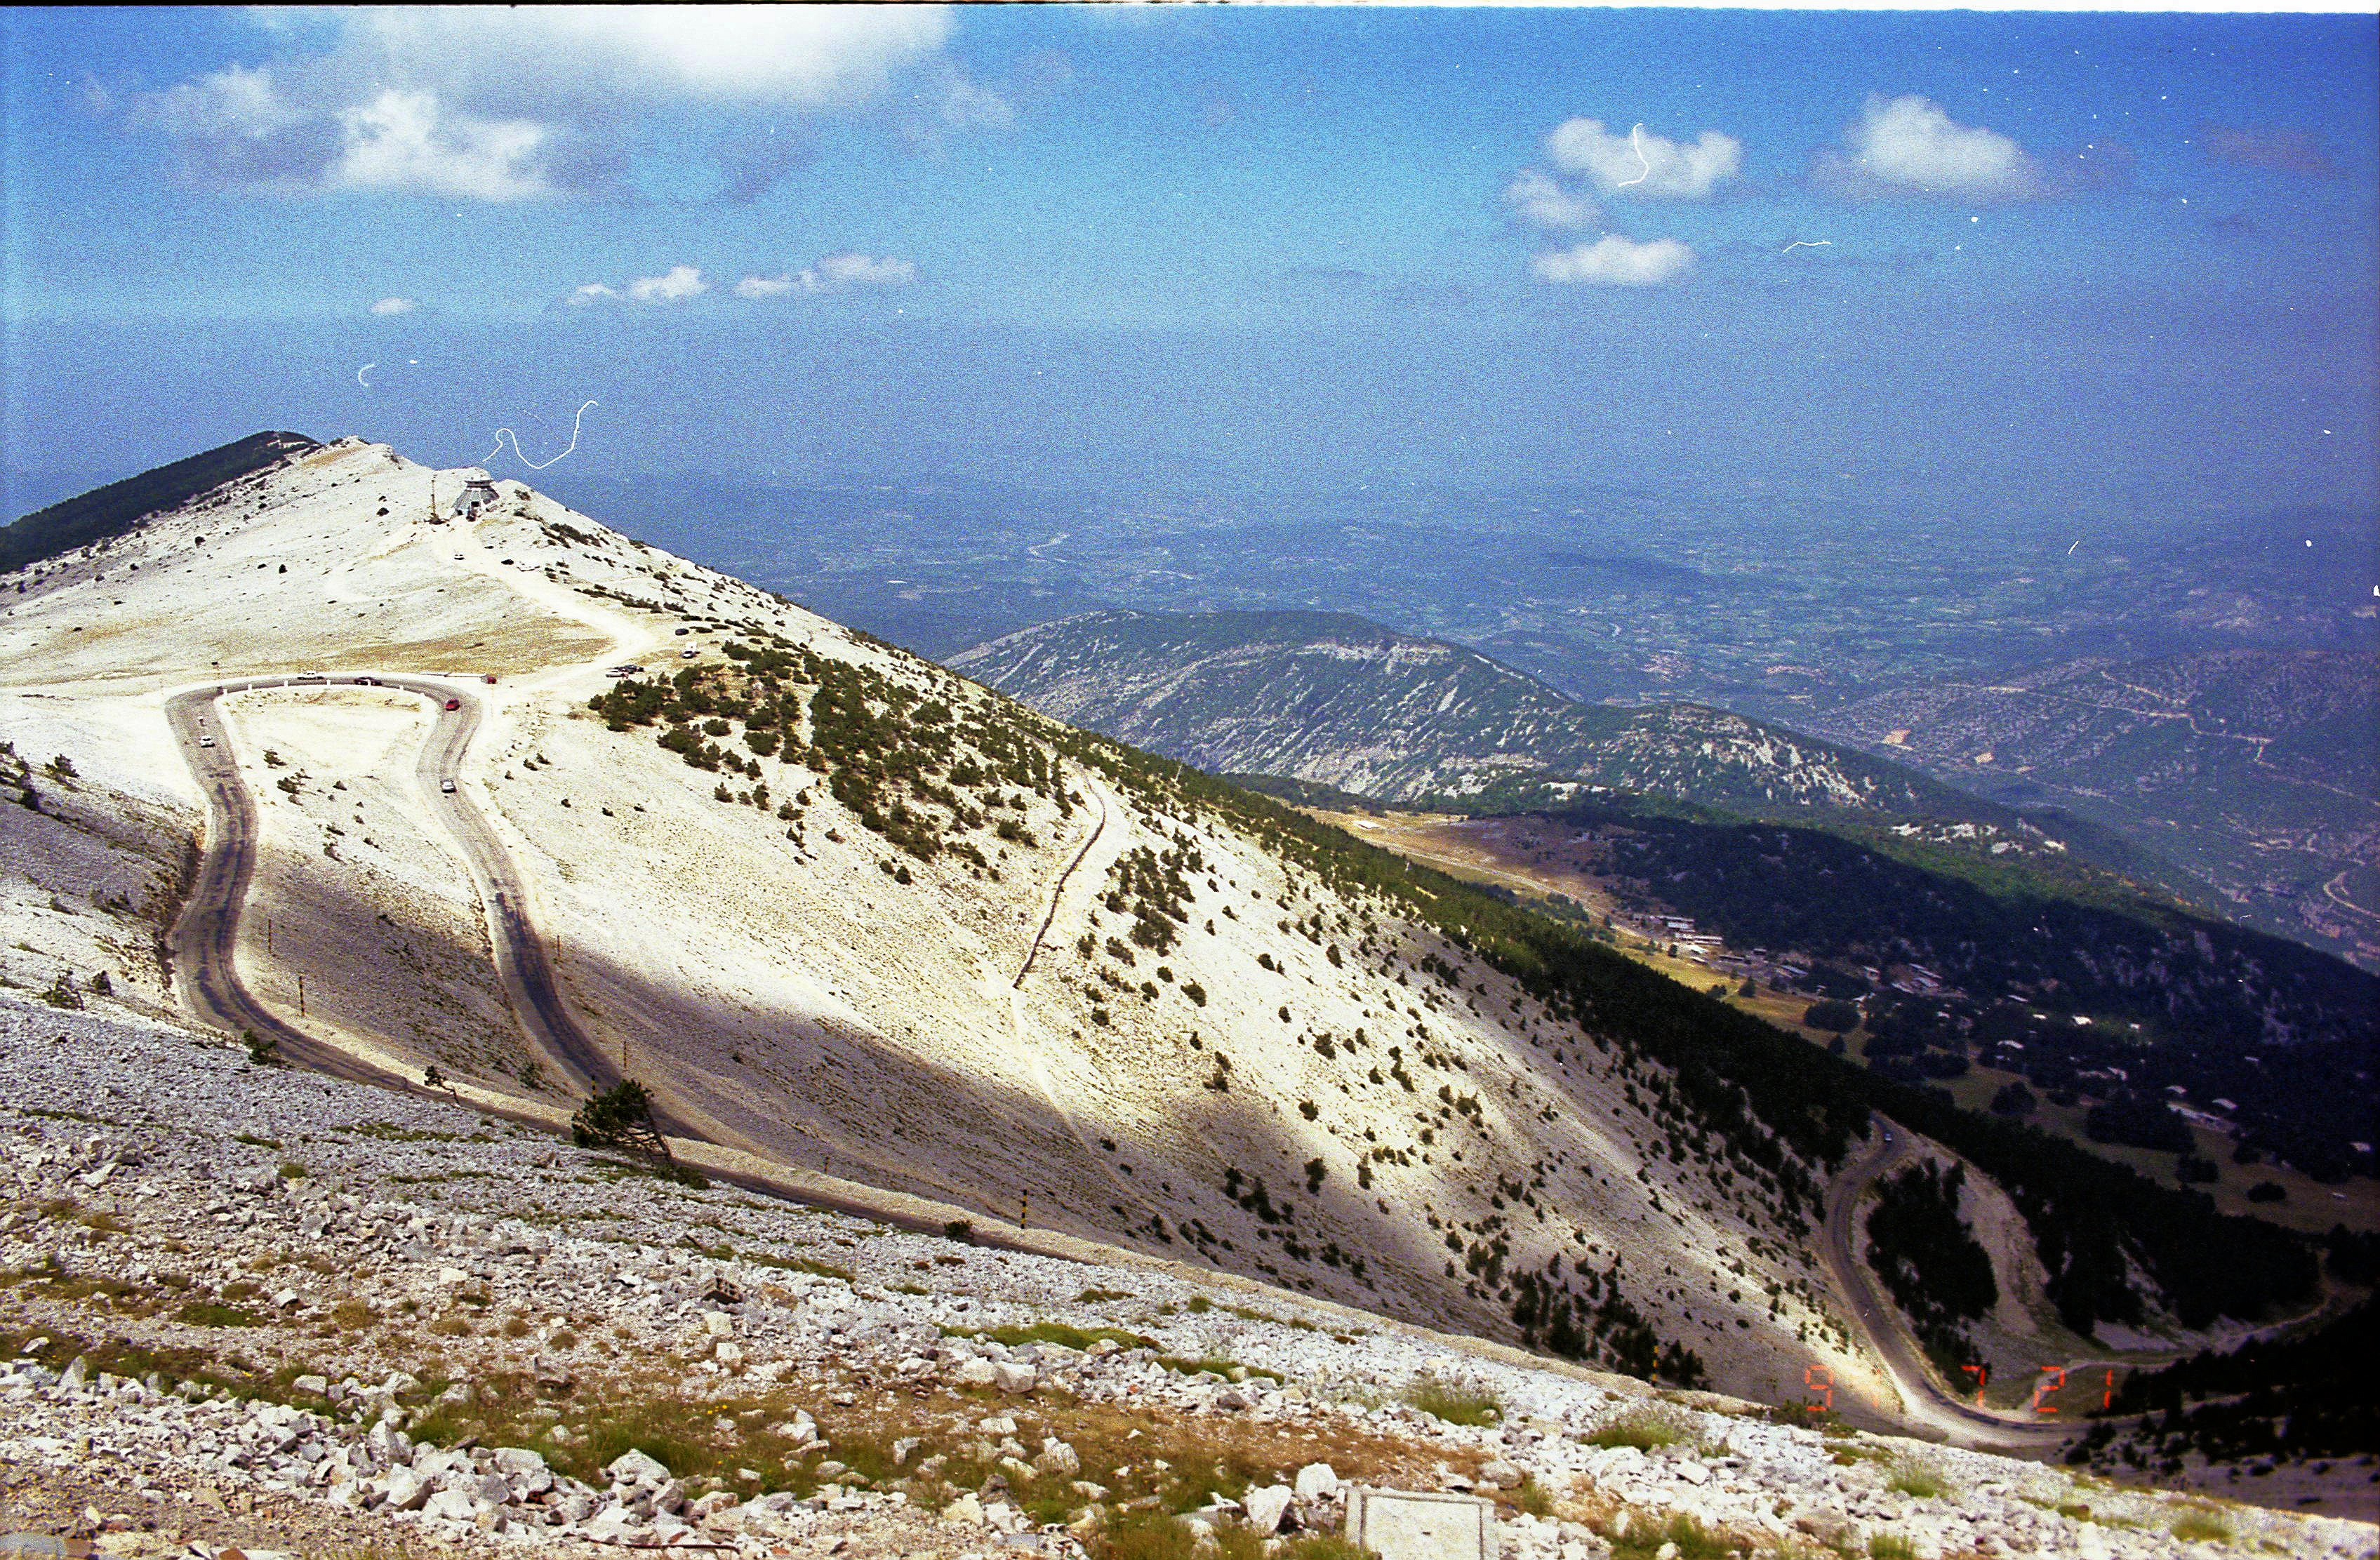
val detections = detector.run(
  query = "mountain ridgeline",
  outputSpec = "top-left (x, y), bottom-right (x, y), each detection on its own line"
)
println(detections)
top-left (1, 431), bottom-right (319, 575)
top-left (949, 609), bottom-right (1995, 818)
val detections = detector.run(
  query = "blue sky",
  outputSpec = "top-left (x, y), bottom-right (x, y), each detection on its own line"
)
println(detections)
top-left (4, 6), bottom-right (2374, 523)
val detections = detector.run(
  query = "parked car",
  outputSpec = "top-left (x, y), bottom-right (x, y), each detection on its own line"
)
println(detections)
top-left (443, 698), bottom-right (460, 712)
top-left (439, 778), bottom-right (458, 794)
top-left (484, 674), bottom-right (498, 684)
top-left (356, 676), bottom-right (380, 686)
top-left (198, 735), bottom-right (215, 748)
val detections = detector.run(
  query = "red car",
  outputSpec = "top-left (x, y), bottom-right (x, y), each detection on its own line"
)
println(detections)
top-left (443, 698), bottom-right (460, 712)
top-left (484, 674), bottom-right (498, 684)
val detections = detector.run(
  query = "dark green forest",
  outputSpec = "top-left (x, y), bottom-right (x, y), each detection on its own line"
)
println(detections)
top-left (1557, 800), bottom-right (2377, 1183)
top-left (1, 431), bottom-right (317, 575)
top-left (1863, 1161), bottom-right (1997, 1374)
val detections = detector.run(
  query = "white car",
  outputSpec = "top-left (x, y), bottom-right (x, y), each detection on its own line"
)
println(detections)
top-left (198, 735), bottom-right (215, 748)
top-left (439, 779), bottom-right (458, 794)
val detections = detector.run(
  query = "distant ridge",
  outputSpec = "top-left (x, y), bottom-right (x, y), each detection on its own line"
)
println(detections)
top-left (951, 607), bottom-right (1996, 820)
top-left (1, 429), bottom-right (317, 575)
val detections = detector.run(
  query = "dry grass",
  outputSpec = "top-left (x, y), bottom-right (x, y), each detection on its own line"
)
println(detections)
top-left (393, 1353), bottom-right (1467, 1523)
top-left (1405, 1374), bottom-right (1501, 1427)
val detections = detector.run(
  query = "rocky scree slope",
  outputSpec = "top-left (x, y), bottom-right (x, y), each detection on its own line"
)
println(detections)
top-left (1, 439), bottom-right (1889, 1415)
top-left (4, 994), bottom-right (2373, 1560)
top-left (0, 438), bottom-right (2318, 1431)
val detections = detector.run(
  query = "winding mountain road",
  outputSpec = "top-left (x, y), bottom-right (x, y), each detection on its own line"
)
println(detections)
top-left (165, 674), bottom-right (638, 1116)
top-left (1821, 1113), bottom-right (2072, 1448)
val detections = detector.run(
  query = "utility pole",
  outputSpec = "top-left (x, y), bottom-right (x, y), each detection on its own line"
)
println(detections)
top-left (297, 973), bottom-right (306, 1017)
top-left (265, 918), bottom-right (272, 956)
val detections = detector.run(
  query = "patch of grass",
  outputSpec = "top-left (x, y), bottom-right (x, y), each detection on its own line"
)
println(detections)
top-left (1157, 1354), bottom-right (1280, 1384)
top-left (2172, 1513), bottom-right (2232, 1544)
top-left (1094, 1512), bottom-right (1199, 1560)
top-left (1584, 1406), bottom-right (1691, 1451)
top-left (1608, 1512), bottom-right (1731, 1560)
top-left (1276, 1539), bottom-right (1371, 1560)
top-left (975, 1321), bottom-right (1155, 1352)
top-left (1868, 1535), bottom-right (1919, 1560)
top-left (331, 1299), bottom-right (375, 1331)
top-left (1407, 1374), bottom-right (1500, 1427)
top-left (2056, 1502), bottom-right (2092, 1521)
top-left (1887, 1462), bottom-right (1948, 1499)
top-left (738, 1251), bottom-right (853, 1282)
top-left (233, 1133), bottom-right (282, 1149)
top-left (1508, 1476), bottom-right (1555, 1517)
top-left (1077, 1287), bottom-right (1132, 1304)
top-left (278, 1161), bottom-right (308, 1180)
top-left (176, 1300), bottom-right (266, 1328)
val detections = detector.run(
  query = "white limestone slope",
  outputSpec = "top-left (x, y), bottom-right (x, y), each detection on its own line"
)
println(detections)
top-left (3, 436), bottom-right (1898, 1421)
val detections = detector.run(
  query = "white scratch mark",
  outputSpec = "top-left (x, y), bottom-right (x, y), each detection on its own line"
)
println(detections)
top-left (1616, 124), bottom-right (1651, 189)
top-left (484, 400), bottom-right (601, 472)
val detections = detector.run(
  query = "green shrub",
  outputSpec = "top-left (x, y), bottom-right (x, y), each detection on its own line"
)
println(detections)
top-left (2171, 1512), bottom-right (2231, 1543)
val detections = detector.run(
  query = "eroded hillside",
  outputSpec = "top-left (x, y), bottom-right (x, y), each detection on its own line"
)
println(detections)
top-left (948, 609), bottom-right (2004, 817)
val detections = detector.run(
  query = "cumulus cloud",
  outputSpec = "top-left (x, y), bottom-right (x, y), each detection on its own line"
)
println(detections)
top-left (1817, 95), bottom-right (2040, 201)
top-left (331, 90), bottom-right (551, 201)
top-left (129, 7), bottom-right (970, 201)
top-left (2200, 124), bottom-right (2338, 178)
top-left (627, 266), bottom-right (708, 303)
top-left (1505, 169), bottom-right (1599, 232)
top-left (1532, 236), bottom-right (1695, 288)
top-left (368, 296), bottom-right (418, 316)
top-left (736, 253), bottom-right (917, 298)
top-left (567, 266), bottom-right (707, 306)
top-left (1545, 118), bottom-right (1742, 199)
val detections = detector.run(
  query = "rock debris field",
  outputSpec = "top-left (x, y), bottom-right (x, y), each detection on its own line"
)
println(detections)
top-left (1, 996), bottom-right (2371, 1560)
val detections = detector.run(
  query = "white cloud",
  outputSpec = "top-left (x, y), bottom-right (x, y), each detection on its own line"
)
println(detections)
top-left (140, 62), bottom-right (300, 142)
top-left (347, 7), bottom-right (954, 111)
top-left (1545, 119), bottom-right (1742, 199)
top-left (1820, 95), bottom-right (2039, 201)
top-left (331, 90), bottom-right (551, 201)
top-left (566, 265), bottom-right (712, 307)
top-left (132, 7), bottom-right (964, 201)
top-left (625, 265), bottom-right (708, 304)
top-left (938, 78), bottom-right (1014, 132)
top-left (736, 253), bottom-right (917, 299)
top-left (815, 252), bottom-right (915, 288)
top-left (1532, 236), bottom-right (1695, 288)
top-left (1504, 169), bottom-right (1599, 232)
top-left (368, 296), bottom-right (418, 316)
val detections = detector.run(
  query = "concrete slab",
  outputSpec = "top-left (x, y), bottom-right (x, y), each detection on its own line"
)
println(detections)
top-left (1344, 1488), bottom-right (1495, 1560)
